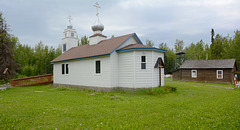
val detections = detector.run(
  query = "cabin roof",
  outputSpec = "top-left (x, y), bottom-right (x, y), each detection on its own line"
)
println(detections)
top-left (180, 59), bottom-right (236, 69)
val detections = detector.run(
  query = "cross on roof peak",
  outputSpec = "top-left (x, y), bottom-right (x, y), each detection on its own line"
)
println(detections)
top-left (67, 15), bottom-right (72, 25)
top-left (94, 2), bottom-right (101, 17)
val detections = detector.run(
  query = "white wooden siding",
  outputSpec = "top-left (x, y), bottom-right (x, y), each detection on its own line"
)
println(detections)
top-left (117, 50), bottom-right (164, 88)
top-left (53, 56), bottom-right (111, 87)
top-left (118, 51), bottom-right (134, 87)
top-left (53, 48), bottom-right (165, 88)
top-left (135, 51), bottom-right (153, 88)
top-left (110, 51), bottom-right (119, 87)
top-left (118, 36), bottom-right (138, 49)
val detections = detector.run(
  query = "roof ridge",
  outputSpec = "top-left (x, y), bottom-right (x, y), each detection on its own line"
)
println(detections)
top-left (185, 59), bottom-right (236, 61)
top-left (102, 33), bottom-right (134, 41)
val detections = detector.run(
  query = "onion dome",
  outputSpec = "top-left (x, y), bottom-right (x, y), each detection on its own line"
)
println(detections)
top-left (91, 17), bottom-right (104, 32)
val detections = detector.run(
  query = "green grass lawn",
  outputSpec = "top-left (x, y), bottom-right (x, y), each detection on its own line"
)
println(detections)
top-left (0, 80), bottom-right (240, 129)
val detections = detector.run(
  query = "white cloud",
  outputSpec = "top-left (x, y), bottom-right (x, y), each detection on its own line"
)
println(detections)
top-left (1, 0), bottom-right (240, 49)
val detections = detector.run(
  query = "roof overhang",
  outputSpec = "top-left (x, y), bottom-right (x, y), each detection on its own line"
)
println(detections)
top-left (51, 54), bottom-right (110, 64)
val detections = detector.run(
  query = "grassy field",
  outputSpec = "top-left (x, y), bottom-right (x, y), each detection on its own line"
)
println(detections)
top-left (0, 79), bottom-right (240, 129)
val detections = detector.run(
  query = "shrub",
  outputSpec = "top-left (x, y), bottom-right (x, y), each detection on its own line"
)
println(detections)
top-left (0, 79), bottom-right (6, 84)
top-left (55, 86), bottom-right (68, 91)
top-left (164, 86), bottom-right (177, 92)
top-left (14, 73), bottom-right (27, 79)
top-left (135, 86), bottom-right (177, 96)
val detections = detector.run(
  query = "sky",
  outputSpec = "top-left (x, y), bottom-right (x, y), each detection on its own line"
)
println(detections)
top-left (1, 0), bottom-right (240, 49)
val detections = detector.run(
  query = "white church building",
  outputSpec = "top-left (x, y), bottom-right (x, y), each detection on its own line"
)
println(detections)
top-left (51, 3), bottom-right (166, 91)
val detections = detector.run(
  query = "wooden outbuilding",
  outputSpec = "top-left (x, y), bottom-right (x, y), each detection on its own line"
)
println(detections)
top-left (173, 59), bottom-right (237, 84)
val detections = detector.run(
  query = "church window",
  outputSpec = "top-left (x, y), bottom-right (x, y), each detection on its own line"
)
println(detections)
top-left (62, 64), bottom-right (69, 75)
top-left (96, 60), bottom-right (101, 74)
top-left (66, 64), bottom-right (69, 74)
top-left (62, 64), bottom-right (65, 74)
top-left (63, 44), bottom-right (66, 52)
top-left (71, 32), bottom-right (74, 37)
top-left (141, 56), bottom-right (146, 69)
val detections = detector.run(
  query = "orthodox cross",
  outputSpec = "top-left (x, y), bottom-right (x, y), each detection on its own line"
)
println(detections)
top-left (94, 2), bottom-right (101, 17)
top-left (67, 15), bottom-right (72, 25)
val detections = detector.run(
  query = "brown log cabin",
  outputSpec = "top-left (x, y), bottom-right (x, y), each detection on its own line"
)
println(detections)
top-left (173, 59), bottom-right (237, 84)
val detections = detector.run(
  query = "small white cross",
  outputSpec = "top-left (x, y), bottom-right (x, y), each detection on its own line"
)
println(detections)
top-left (94, 2), bottom-right (101, 16)
top-left (67, 15), bottom-right (72, 25)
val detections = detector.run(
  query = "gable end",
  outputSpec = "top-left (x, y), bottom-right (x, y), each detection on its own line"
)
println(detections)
top-left (110, 33), bottom-right (143, 54)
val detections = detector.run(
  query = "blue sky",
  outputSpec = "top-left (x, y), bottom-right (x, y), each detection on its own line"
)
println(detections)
top-left (1, 0), bottom-right (240, 49)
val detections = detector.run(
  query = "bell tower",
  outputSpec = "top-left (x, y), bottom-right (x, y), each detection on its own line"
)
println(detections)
top-left (62, 15), bottom-right (79, 53)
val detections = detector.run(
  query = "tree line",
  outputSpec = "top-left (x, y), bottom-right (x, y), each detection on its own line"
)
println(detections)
top-left (147, 29), bottom-right (240, 74)
top-left (14, 42), bottom-right (61, 77)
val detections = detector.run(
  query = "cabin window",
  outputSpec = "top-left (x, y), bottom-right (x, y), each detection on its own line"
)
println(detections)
top-left (71, 32), bottom-right (74, 37)
top-left (217, 70), bottom-right (223, 79)
top-left (62, 64), bottom-right (65, 74)
top-left (191, 70), bottom-right (197, 78)
top-left (63, 44), bottom-right (66, 52)
top-left (141, 56), bottom-right (146, 69)
top-left (96, 60), bottom-right (101, 74)
top-left (66, 64), bottom-right (69, 74)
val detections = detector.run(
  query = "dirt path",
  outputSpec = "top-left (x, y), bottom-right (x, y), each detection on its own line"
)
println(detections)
top-left (205, 85), bottom-right (234, 89)
top-left (0, 85), bottom-right (11, 91)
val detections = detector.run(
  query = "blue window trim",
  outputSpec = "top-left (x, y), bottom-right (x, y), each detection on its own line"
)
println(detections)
top-left (51, 54), bottom-right (110, 64)
top-left (116, 48), bottom-right (167, 53)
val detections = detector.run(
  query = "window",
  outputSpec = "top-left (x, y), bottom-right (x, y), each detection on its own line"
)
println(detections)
top-left (62, 64), bottom-right (69, 75)
top-left (63, 44), bottom-right (66, 52)
top-left (62, 64), bottom-right (65, 74)
top-left (191, 70), bottom-right (197, 78)
top-left (96, 60), bottom-right (101, 74)
top-left (217, 70), bottom-right (223, 79)
top-left (66, 64), bottom-right (69, 74)
top-left (141, 56), bottom-right (146, 69)
top-left (71, 33), bottom-right (74, 37)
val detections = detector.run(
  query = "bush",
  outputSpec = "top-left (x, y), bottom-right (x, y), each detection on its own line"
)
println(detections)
top-left (164, 86), bottom-right (177, 92)
top-left (55, 86), bottom-right (68, 91)
top-left (0, 79), bottom-right (6, 84)
top-left (136, 86), bottom-right (177, 95)
top-left (14, 73), bottom-right (27, 79)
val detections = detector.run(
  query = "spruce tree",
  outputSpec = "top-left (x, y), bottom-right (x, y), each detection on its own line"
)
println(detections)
top-left (0, 13), bottom-right (17, 82)
top-left (80, 35), bottom-right (89, 45)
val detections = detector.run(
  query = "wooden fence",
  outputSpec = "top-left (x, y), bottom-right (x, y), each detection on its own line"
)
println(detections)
top-left (11, 74), bottom-right (53, 87)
